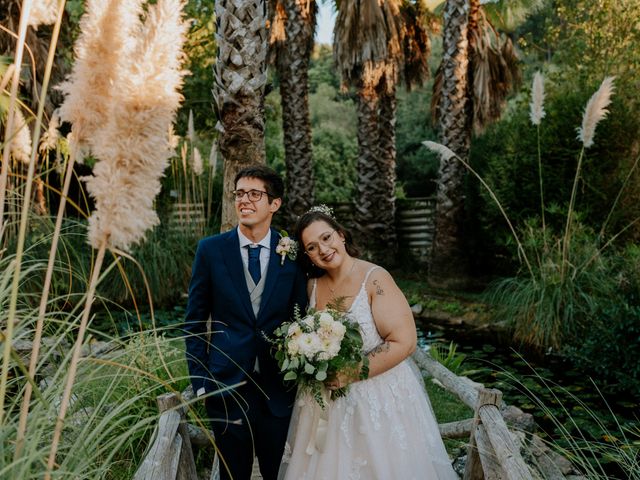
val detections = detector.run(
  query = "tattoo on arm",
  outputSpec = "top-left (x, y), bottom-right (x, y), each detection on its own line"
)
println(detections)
top-left (369, 341), bottom-right (391, 357)
top-left (373, 279), bottom-right (384, 295)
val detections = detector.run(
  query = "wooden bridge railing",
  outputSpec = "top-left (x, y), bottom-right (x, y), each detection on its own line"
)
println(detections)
top-left (412, 349), bottom-right (533, 480)
top-left (133, 392), bottom-right (208, 480)
top-left (135, 351), bottom-right (533, 480)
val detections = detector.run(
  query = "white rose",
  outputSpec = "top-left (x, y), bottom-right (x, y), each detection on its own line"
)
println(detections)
top-left (317, 350), bottom-right (331, 361)
top-left (288, 323), bottom-right (302, 337)
top-left (327, 339), bottom-right (341, 357)
top-left (298, 333), bottom-right (322, 359)
top-left (333, 321), bottom-right (346, 337)
top-left (317, 339), bottom-right (340, 361)
top-left (287, 338), bottom-right (300, 356)
top-left (318, 311), bottom-right (334, 325)
top-left (302, 315), bottom-right (316, 330)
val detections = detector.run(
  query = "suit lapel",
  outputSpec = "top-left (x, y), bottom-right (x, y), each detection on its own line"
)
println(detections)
top-left (221, 229), bottom-right (256, 322)
top-left (258, 229), bottom-right (282, 319)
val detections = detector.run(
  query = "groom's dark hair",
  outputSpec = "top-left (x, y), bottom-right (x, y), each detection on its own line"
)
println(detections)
top-left (234, 165), bottom-right (284, 202)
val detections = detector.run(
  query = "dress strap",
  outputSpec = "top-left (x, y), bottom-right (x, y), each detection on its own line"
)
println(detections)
top-left (362, 266), bottom-right (382, 286)
top-left (310, 278), bottom-right (318, 308)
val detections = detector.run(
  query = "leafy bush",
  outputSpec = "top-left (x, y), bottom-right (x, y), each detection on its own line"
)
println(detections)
top-left (562, 245), bottom-right (640, 396)
top-left (487, 221), bottom-right (617, 350)
top-left (468, 84), bottom-right (640, 274)
top-left (21, 217), bottom-right (198, 313)
top-left (309, 84), bottom-right (358, 203)
top-left (469, 71), bottom-right (640, 401)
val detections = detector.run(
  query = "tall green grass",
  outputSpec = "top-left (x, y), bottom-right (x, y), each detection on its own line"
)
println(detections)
top-left (426, 75), bottom-right (640, 352)
top-left (496, 362), bottom-right (640, 480)
top-left (0, 243), bottom-right (192, 477)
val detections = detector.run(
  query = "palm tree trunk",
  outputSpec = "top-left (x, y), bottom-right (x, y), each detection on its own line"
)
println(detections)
top-left (215, 0), bottom-right (269, 232)
top-left (376, 78), bottom-right (398, 256)
top-left (354, 82), bottom-right (380, 249)
top-left (276, 0), bottom-right (316, 228)
top-left (429, 0), bottom-right (471, 286)
top-left (355, 76), bottom-right (398, 261)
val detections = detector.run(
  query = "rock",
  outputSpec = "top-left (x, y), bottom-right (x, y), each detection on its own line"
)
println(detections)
top-left (80, 340), bottom-right (119, 358)
top-left (10, 337), bottom-right (66, 364)
top-left (510, 430), bottom-right (527, 454)
top-left (527, 434), bottom-right (574, 479)
top-left (451, 453), bottom-right (466, 477)
top-left (501, 404), bottom-right (535, 432)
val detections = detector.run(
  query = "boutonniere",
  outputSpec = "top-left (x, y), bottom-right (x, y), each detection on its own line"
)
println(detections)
top-left (276, 230), bottom-right (298, 265)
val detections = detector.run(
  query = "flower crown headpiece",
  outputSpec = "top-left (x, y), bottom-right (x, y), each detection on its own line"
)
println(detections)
top-left (306, 204), bottom-right (335, 219)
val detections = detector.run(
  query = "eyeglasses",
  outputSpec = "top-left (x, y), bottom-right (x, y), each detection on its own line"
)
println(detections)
top-left (232, 189), bottom-right (271, 202)
top-left (304, 230), bottom-right (336, 255)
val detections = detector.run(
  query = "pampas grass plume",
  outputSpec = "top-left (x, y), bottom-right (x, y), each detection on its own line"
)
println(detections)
top-left (11, 109), bottom-right (32, 164)
top-left (192, 147), bottom-right (203, 176)
top-left (39, 110), bottom-right (60, 152)
top-left (530, 71), bottom-right (545, 126)
top-left (57, 0), bottom-right (144, 159)
top-left (422, 140), bottom-right (457, 161)
top-left (28, 0), bottom-right (59, 28)
top-left (188, 109), bottom-right (195, 143)
top-left (577, 76), bottom-right (615, 148)
top-left (85, 0), bottom-right (188, 251)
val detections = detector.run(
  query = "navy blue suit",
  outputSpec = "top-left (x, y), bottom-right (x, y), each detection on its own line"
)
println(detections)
top-left (184, 227), bottom-right (307, 480)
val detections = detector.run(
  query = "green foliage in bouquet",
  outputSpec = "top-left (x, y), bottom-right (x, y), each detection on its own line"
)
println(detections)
top-left (270, 303), bottom-right (368, 407)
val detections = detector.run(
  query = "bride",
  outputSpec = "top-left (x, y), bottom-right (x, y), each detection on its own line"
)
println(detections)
top-left (278, 206), bottom-right (458, 479)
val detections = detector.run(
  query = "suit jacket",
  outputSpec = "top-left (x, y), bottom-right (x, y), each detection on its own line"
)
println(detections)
top-left (184, 227), bottom-right (307, 417)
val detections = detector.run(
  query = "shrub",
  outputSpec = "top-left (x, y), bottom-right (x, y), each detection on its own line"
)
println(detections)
top-left (562, 245), bottom-right (640, 396)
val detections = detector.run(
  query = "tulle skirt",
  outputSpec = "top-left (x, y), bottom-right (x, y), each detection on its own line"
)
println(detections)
top-left (279, 358), bottom-right (458, 480)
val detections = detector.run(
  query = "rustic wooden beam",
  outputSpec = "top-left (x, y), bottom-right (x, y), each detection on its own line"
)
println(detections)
top-left (479, 403), bottom-right (532, 480)
top-left (133, 410), bottom-right (181, 480)
top-left (412, 349), bottom-right (479, 409)
top-left (475, 424), bottom-right (505, 479)
top-left (169, 433), bottom-right (183, 480)
top-left (186, 422), bottom-right (214, 447)
top-left (463, 388), bottom-right (502, 480)
top-left (157, 393), bottom-right (198, 480)
top-left (439, 418), bottom-right (474, 439)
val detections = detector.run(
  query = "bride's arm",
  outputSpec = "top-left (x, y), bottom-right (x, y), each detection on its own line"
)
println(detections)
top-left (330, 268), bottom-right (416, 389)
top-left (364, 268), bottom-right (417, 378)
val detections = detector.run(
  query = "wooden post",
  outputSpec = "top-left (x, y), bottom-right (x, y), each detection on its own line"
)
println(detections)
top-left (133, 410), bottom-right (181, 480)
top-left (478, 403), bottom-right (532, 479)
top-left (463, 388), bottom-right (502, 480)
top-left (157, 393), bottom-right (198, 480)
top-left (475, 424), bottom-right (505, 479)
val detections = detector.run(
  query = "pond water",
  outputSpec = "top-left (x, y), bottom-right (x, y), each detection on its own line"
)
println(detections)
top-left (417, 320), bottom-right (640, 479)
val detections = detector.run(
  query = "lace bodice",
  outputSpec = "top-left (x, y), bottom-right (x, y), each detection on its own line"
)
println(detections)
top-left (310, 267), bottom-right (383, 354)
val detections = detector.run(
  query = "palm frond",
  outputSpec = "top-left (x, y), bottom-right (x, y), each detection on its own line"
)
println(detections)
top-left (469, 10), bottom-right (520, 133)
top-left (431, 2), bottom-right (520, 133)
top-left (400, 0), bottom-right (431, 90)
top-left (333, 0), bottom-right (389, 85)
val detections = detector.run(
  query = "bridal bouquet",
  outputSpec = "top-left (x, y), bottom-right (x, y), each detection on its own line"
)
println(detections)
top-left (271, 305), bottom-right (368, 407)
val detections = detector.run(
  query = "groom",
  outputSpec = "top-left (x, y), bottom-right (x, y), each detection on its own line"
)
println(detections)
top-left (184, 165), bottom-right (307, 480)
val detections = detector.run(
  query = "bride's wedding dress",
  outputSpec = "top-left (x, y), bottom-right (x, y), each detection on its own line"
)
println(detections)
top-left (279, 267), bottom-right (458, 479)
